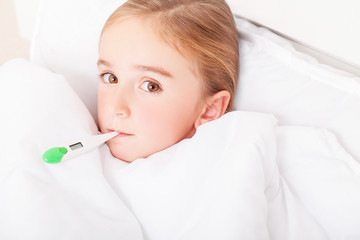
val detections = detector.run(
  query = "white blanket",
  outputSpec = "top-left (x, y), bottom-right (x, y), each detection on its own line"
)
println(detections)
top-left (1, 59), bottom-right (360, 239)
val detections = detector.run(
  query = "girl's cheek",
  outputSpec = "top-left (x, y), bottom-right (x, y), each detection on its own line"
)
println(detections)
top-left (98, 86), bottom-right (114, 109)
top-left (98, 89), bottom-right (111, 128)
top-left (136, 103), bottom-right (170, 131)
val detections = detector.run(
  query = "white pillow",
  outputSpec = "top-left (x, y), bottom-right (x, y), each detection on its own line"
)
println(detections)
top-left (30, 0), bottom-right (360, 161)
top-left (30, 0), bottom-right (127, 123)
top-left (234, 18), bottom-right (360, 161)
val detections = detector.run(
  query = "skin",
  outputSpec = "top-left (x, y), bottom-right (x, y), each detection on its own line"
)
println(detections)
top-left (97, 17), bottom-right (229, 162)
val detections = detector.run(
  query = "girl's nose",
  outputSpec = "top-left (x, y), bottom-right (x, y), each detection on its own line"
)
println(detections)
top-left (112, 85), bottom-right (131, 119)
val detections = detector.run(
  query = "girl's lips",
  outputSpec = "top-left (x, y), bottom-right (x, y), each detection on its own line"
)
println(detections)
top-left (108, 129), bottom-right (133, 137)
top-left (115, 132), bottom-right (133, 137)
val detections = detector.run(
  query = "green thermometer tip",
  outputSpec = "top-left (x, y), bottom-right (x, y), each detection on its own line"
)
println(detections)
top-left (42, 147), bottom-right (68, 163)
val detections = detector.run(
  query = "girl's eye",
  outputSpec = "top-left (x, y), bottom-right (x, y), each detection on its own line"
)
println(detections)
top-left (140, 81), bottom-right (162, 93)
top-left (101, 73), bottom-right (118, 84)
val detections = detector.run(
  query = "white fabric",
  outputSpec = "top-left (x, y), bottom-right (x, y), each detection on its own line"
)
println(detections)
top-left (6, 0), bottom-right (360, 238)
top-left (1, 60), bottom-right (360, 239)
top-left (235, 18), bottom-right (360, 162)
top-left (269, 127), bottom-right (360, 239)
top-left (101, 111), bottom-right (278, 240)
top-left (30, 0), bottom-right (127, 122)
top-left (275, 127), bottom-right (360, 239)
top-left (0, 59), bottom-right (143, 240)
top-left (30, 0), bottom-right (360, 162)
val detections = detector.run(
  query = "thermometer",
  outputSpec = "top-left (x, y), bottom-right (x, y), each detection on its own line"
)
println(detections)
top-left (42, 131), bottom-right (119, 164)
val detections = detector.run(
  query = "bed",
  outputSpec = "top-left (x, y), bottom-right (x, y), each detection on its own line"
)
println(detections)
top-left (1, 0), bottom-right (360, 239)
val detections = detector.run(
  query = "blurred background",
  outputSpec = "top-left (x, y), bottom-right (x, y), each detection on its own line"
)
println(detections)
top-left (0, 0), bottom-right (41, 65)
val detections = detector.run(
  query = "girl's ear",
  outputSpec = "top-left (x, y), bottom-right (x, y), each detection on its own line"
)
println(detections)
top-left (195, 90), bottom-right (230, 128)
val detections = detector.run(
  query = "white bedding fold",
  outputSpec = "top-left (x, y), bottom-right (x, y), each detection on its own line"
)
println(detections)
top-left (275, 127), bottom-right (360, 239)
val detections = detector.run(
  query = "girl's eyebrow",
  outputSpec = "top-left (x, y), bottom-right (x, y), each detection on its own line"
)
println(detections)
top-left (97, 60), bottom-right (173, 79)
top-left (97, 59), bottom-right (112, 67)
top-left (134, 64), bottom-right (173, 79)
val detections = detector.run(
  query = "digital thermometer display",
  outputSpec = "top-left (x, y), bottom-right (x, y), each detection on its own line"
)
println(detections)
top-left (69, 142), bottom-right (83, 150)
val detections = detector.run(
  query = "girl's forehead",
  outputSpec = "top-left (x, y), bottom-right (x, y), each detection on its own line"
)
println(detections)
top-left (99, 17), bottom-right (201, 80)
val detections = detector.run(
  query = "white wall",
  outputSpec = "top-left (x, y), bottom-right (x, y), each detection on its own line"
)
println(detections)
top-left (227, 0), bottom-right (360, 68)
top-left (0, 0), bottom-right (41, 65)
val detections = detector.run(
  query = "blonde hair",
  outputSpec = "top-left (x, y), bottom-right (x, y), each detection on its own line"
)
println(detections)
top-left (102, 0), bottom-right (239, 111)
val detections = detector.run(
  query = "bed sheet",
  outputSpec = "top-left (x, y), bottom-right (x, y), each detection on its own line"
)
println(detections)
top-left (1, 59), bottom-right (360, 239)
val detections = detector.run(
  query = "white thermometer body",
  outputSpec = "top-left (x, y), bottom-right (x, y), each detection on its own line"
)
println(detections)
top-left (42, 132), bottom-right (118, 163)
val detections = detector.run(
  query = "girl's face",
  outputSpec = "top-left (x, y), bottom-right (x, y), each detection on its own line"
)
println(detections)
top-left (98, 17), bottom-right (206, 162)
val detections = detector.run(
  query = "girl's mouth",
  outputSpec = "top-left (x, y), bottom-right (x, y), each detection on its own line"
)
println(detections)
top-left (108, 129), bottom-right (134, 138)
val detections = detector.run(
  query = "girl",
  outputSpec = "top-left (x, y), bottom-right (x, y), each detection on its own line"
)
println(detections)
top-left (97, 0), bottom-right (239, 162)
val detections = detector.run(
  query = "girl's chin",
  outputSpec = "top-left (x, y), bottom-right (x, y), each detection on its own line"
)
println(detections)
top-left (108, 145), bottom-right (144, 163)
